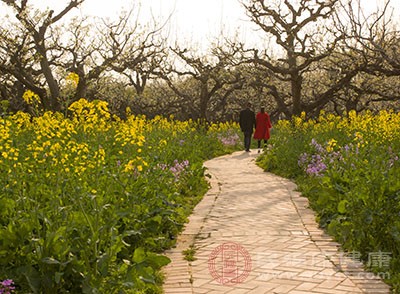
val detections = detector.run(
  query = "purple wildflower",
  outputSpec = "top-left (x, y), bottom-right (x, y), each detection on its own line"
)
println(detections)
top-left (311, 138), bottom-right (325, 154)
top-left (218, 133), bottom-right (240, 146)
top-left (304, 153), bottom-right (327, 176)
top-left (0, 279), bottom-right (15, 294)
top-left (298, 153), bottom-right (309, 167)
top-left (330, 151), bottom-right (343, 163)
top-left (169, 160), bottom-right (190, 178)
top-left (157, 160), bottom-right (190, 180)
top-left (306, 161), bottom-right (327, 176)
top-left (159, 163), bottom-right (168, 170)
top-left (298, 139), bottom-right (331, 177)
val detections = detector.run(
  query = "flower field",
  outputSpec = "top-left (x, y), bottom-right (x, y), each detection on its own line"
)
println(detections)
top-left (0, 99), bottom-right (241, 293)
top-left (258, 110), bottom-right (400, 291)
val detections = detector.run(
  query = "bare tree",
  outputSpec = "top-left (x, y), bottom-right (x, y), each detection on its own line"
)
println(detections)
top-left (57, 11), bottom-right (144, 103)
top-left (239, 0), bottom-right (371, 117)
top-left (0, 1), bottom-right (167, 115)
top-left (333, 0), bottom-right (400, 111)
top-left (110, 21), bottom-right (168, 96)
top-left (161, 44), bottom-right (245, 121)
top-left (339, 0), bottom-right (399, 76)
top-left (1, 0), bottom-right (84, 111)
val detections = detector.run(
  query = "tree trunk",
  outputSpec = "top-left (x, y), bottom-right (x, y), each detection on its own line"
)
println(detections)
top-left (37, 43), bottom-right (61, 111)
top-left (41, 63), bottom-right (60, 111)
top-left (291, 73), bottom-right (302, 116)
top-left (199, 85), bottom-right (209, 121)
top-left (287, 36), bottom-right (302, 116)
top-left (74, 77), bottom-right (87, 101)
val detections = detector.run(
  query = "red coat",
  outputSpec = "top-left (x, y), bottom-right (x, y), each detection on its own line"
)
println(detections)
top-left (253, 112), bottom-right (272, 140)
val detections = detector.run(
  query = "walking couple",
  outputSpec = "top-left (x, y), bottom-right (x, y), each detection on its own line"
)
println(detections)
top-left (239, 102), bottom-right (272, 153)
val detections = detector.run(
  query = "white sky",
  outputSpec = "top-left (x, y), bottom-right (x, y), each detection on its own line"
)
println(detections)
top-left (1, 0), bottom-right (399, 50)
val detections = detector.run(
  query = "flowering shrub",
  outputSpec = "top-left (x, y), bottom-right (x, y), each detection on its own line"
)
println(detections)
top-left (0, 100), bottom-right (241, 293)
top-left (258, 110), bottom-right (400, 291)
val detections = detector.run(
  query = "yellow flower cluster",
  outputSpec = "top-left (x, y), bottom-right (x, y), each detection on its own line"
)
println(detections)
top-left (148, 115), bottom-right (194, 134)
top-left (115, 115), bottom-right (146, 148)
top-left (22, 90), bottom-right (41, 105)
top-left (68, 99), bottom-right (111, 132)
top-left (15, 110), bottom-right (105, 177)
top-left (66, 72), bottom-right (79, 87)
top-left (0, 99), bottom-right (140, 180)
top-left (0, 119), bottom-right (18, 168)
top-left (347, 110), bottom-right (400, 145)
top-left (326, 138), bottom-right (338, 153)
top-left (123, 156), bottom-right (148, 173)
top-left (208, 121), bottom-right (239, 133)
top-left (1, 99), bottom-right (243, 183)
top-left (278, 110), bottom-right (400, 149)
top-left (114, 115), bottom-right (148, 173)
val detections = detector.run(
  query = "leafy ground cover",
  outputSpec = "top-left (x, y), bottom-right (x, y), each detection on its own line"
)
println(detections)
top-left (257, 110), bottom-right (400, 292)
top-left (0, 99), bottom-right (241, 293)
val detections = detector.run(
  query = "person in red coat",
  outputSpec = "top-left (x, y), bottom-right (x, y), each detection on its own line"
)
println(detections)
top-left (253, 107), bottom-right (272, 152)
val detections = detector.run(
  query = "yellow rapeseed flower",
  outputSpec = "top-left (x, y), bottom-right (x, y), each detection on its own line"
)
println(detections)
top-left (66, 72), bottom-right (79, 87)
top-left (23, 90), bottom-right (41, 105)
top-left (326, 139), bottom-right (337, 153)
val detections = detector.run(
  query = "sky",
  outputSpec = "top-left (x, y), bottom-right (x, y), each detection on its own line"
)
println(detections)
top-left (1, 0), bottom-right (399, 50)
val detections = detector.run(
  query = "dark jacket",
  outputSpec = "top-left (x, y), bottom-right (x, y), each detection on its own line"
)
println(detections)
top-left (239, 108), bottom-right (256, 133)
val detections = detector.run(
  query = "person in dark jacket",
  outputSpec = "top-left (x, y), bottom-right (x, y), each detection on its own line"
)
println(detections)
top-left (239, 102), bottom-right (256, 152)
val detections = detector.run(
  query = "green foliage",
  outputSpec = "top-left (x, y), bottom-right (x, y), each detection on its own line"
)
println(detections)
top-left (257, 111), bottom-right (400, 292)
top-left (0, 105), bottom-right (241, 293)
top-left (182, 245), bottom-right (197, 262)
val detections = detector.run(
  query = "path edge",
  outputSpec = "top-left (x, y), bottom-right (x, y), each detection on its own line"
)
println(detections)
top-left (162, 161), bottom-right (221, 293)
top-left (280, 176), bottom-right (391, 293)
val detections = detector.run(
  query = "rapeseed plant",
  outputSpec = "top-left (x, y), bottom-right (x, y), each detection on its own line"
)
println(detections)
top-left (258, 110), bottom-right (400, 291)
top-left (0, 99), bottom-right (241, 293)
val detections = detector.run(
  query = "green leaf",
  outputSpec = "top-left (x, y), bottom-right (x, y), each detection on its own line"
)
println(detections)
top-left (122, 282), bottom-right (135, 288)
top-left (55, 272), bottom-right (63, 284)
top-left (139, 275), bottom-right (156, 284)
top-left (137, 266), bottom-right (155, 284)
top-left (124, 230), bottom-right (142, 237)
top-left (18, 265), bottom-right (41, 293)
top-left (152, 215), bottom-right (162, 224)
top-left (42, 257), bottom-right (61, 265)
top-left (97, 253), bottom-right (110, 277)
top-left (337, 200), bottom-right (348, 214)
top-left (133, 247), bottom-right (146, 263)
top-left (146, 253), bottom-right (171, 268)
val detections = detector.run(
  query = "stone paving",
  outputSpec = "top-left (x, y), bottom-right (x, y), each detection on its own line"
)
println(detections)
top-left (162, 150), bottom-right (391, 294)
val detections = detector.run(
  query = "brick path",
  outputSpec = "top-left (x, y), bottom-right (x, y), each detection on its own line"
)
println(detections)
top-left (162, 150), bottom-right (391, 293)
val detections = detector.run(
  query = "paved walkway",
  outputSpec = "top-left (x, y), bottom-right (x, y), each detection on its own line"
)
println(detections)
top-left (162, 150), bottom-right (391, 294)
